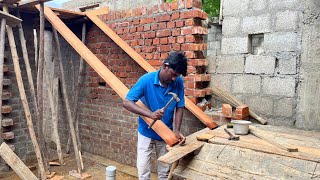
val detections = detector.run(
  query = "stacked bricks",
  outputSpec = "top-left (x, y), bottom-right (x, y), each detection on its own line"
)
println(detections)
top-left (83, 0), bottom-right (210, 166)
top-left (94, 0), bottom-right (210, 104)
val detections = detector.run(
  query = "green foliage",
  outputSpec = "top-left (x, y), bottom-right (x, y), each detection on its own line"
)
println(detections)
top-left (202, 0), bottom-right (220, 17)
top-left (166, 0), bottom-right (220, 18)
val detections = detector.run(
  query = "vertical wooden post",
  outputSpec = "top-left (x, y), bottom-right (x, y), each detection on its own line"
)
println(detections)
top-left (53, 28), bottom-right (82, 173)
top-left (66, 22), bottom-right (86, 153)
top-left (36, 2), bottom-right (50, 173)
top-left (3, 5), bottom-right (46, 180)
top-left (0, 17), bottom-right (6, 145)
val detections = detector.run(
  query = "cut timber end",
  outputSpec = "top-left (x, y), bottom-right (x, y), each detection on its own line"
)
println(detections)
top-left (69, 170), bottom-right (91, 179)
top-left (85, 7), bottom-right (109, 16)
top-left (0, 11), bottom-right (22, 27)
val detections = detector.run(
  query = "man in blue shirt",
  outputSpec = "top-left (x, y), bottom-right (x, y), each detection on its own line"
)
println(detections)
top-left (123, 52), bottom-right (188, 180)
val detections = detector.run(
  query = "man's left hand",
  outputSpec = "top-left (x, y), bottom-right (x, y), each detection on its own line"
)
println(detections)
top-left (175, 132), bottom-right (186, 145)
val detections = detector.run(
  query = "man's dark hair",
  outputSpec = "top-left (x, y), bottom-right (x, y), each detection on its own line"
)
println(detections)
top-left (163, 51), bottom-right (188, 76)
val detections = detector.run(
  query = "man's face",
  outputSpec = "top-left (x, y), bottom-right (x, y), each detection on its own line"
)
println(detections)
top-left (163, 66), bottom-right (181, 84)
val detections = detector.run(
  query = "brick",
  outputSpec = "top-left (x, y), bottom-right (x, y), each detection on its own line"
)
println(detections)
top-left (2, 91), bottom-right (12, 100)
top-left (180, 9), bottom-right (208, 20)
top-left (155, 14), bottom-right (171, 22)
top-left (142, 32), bottom-right (155, 39)
top-left (1, 131), bottom-right (14, 140)
top-left (181, 27), bottom-right (207, 35)
top-left (177, 36), bottom-right (184, 43)
top-left (157, 45), bottom-right (171, 52)
top-left (160, 37), bottom-right (168, 44)
top-left (2, 118), bottom-right (13, 127)
top-left (171, 12), bottom-right (180, 20)
top-left (144, 25), bottom-right (151, 31)
top-left (172, 1), bottom-right (178, 10)
top-left (235, 105), bottom-right (249, 120)
top-left (156, 29), bottom-right (171, 37)
top-left (172, 44), bottom-right (181, 51)
top-left (168, 37), bottom-right (176, 44)
top-left (188, 59), bottom-right (208, 66)
top-left (2, 105), bottom-right (12, 114)
top-left (185, 35), bottom-right (202, 43)
top-left (222, 104), bottom-right (232, 118)
top-left (153, 38), bottom-right (160, 45)
top-left (175, 21), bottom-right (184, 27)
top-left (172, 29), bottom-right (181, 36)
top-left (185, 89), bottom-right (206, 97)
top-left (167, 21), bottom-right (175, 28)
top-left (181, 43), bottom-right (207, 51)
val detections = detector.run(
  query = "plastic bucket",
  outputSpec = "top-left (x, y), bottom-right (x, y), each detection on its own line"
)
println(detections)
top-left (106, 166), bottom-right (116, 180)
top-left (231, 120), bottom-right (252, 135)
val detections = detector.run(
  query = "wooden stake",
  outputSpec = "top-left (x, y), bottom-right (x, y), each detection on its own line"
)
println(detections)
top-left (3, 5), bottom-right (46, 180)
top-left (0, 17), bottom-right (6, 145)
top-left (52, 28), bottom-right (83, 173)
top-left (66, 22), bottom-right (86, 153)
top-left (0, 142), bottom-right (38, 180)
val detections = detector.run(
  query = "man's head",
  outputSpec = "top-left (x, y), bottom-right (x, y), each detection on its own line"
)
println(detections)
top-left (160, 52), bottom-right (188, 85)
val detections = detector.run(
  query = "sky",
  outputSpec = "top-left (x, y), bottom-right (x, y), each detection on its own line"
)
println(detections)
top-left (45, 0), bottom-right (71, 8)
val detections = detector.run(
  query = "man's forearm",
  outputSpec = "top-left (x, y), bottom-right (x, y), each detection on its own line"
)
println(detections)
top-left (123, 99), bottom-right (152, 118)
top-left (174, 107), bottom-right (184, 132)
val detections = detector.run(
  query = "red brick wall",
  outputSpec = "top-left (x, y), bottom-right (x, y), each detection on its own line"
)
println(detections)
top-left (79, 0), bottom-right (210, 166)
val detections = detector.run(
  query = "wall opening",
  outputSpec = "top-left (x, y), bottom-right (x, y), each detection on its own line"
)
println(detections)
top-left (250, 33), bottom-right (264, 55)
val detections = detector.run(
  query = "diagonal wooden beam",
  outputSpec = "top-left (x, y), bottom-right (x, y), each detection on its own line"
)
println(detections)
top-left (85, 12), bottom-right (218, 130)
top-left (36, 5), bottom-right (179, 146)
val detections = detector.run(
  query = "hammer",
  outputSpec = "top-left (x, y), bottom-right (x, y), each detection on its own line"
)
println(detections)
top-left (224, 128), bottom-right (240, 141)
top-left (148, 92), bottom-right (180, 129)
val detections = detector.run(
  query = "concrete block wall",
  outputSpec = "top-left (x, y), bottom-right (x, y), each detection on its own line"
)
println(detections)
top-left (207, 0), bottom-right (304, 126)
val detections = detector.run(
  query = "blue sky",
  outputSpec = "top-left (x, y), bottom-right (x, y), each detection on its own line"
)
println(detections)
top-left (45, 0), bottom-right (71, 8)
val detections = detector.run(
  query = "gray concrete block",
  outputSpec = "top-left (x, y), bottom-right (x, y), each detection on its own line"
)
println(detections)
top-left (223, 0), bottom-right (250, 16)
top-left (222, 17), bottom-right (241, 37)
top-left (221, 37), bottom-right (249, 54)
top-left (276, 11), bottom-right (298, 31)
top-left (207, 56), bottom-right (217, 74)
top-left (269, 0), bottom-right (301, 10)
top-left (209, 74), bottom-right (233, 92)
top-left (247, 96), bottom-right (274, 115)
top-left (274, 98), bottom-right (294, 117)
top-left (245, 55), bottom-right (276, 75)
top-left (250, 0), bottom-right (267, 11)
top-left (232, 75), bottom-right (261, 94)
top-left (216, 55), bottom-right (244, 73)
top-left (242, 14), bottom-right (271, 34)
top-left (262, 76), bottom-right (296, 97)
top-left (264, 32), bottom-right (297, 52)
top-left (277, 57), bottom-right (297, 75)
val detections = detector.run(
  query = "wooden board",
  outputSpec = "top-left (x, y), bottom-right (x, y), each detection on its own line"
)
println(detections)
top-left (18, 0), bottom-right (51, 8)
top-left (0, 142), bottom-right (38, 180)
top-left (36, 5), bottom-right (179, 146)
top-left (0, 10), bottom-right (22, 27)
top-left (174, 143), bottom-right (320, 179)
top-left (85, 12), bottom-right (218, 130)
top-left (85, 7), bottom-right (108, 15)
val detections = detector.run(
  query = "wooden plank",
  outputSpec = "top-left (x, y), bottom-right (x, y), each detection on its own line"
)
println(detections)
top-left (0, 142), bottom-right (38, 180)
top-left (85, 7), bottom-right (108, 15)
top-left (53, 27), bottom-right (83, 173)
top-left (18, 0), bottom-right (51, 8)
top-left (36, 5), bottom-right (179, 146)
top-left (0, 10), bottom-right (22, 27)
top-left (0, 15), bottom-right (5, 145)
top-left (250, 126), bottom-right (298, 152)
top-left (85, 12), bottom-right (219, 130)
top-left (0, 0), bottom-right (20, 3)
top-left (3, 5), bottom-right (46, 180)
top-left (174, 143), bottom-right (319, 179)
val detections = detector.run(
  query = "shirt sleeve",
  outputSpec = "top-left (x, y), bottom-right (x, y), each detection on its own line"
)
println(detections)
top-left (125, 76), bottom-right (146, 102)
top-left (176, 77), bottom-right (185, 108)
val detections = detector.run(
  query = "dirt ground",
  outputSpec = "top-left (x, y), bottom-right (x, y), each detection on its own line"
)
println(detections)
top-left (1, 155), bottom-right (138, 180)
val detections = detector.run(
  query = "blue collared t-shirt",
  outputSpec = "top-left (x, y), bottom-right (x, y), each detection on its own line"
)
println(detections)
top-left (125, 69), bottom-right (185, 141)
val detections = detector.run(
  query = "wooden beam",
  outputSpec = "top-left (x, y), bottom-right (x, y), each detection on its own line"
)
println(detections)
top-left (18, 0), bottom-right (51, 8)
top-left (85, 7), bottom-right (108, 16)
top-left (0, 142), bottom-right (38, 180)
top-left (0, 16), bottom-right (5, 145)
top-left (3, 5), bottom-right (46, 179)
top-left (0, 0), bottom-right (20, 3)
top-left (0, 10), bottom-right (22, 27)
top-left (85, 12), bottom-right (219, 130)
top-left (250, 126), bottom-right (298, 152)
top-left (36, 5), bottom-right (179, 146)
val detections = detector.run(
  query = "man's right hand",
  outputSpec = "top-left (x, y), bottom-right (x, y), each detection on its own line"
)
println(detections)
top-left (150, 109), bottom-right (164, 120)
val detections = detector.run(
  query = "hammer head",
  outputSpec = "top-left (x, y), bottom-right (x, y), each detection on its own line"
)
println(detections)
top-left (168, 92), bottom-right (180, 102)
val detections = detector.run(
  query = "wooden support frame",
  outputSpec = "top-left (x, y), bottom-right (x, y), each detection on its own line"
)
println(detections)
top-left (0, 10), bottom-right (22, 27)
top-left (3, 5), bottom-right (46, 180)
top-left (85, 12), bottom-right (219, 130)
top-left (0, 14), bottom-right (6, 145)
top-left (36, 5), bottom-right (180, 146)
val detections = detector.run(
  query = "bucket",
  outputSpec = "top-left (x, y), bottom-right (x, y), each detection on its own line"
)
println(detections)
top-left (231, 120), bottom-right (251, 135)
